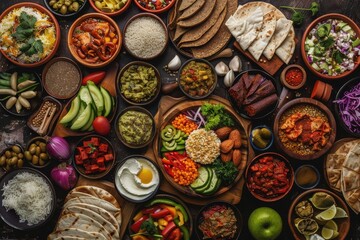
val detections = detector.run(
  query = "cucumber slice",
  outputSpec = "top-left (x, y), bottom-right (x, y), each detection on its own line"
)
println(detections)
top-left (202, 169), bottom-right (221, 195)
top-left (173, 130), bottom-right (182, 140)
top-left (100, 87), bottom-right (112, 117)
top-left (190, 167), bottom-right (210, 189)
top-left (161, 128), bottom-right (173, 141)
top-left (60, 95), bottom-right (80, 124)
top-left (70, 104), bottom-right (92, 130)
top-left (194, 168), bottom-right (213, 193)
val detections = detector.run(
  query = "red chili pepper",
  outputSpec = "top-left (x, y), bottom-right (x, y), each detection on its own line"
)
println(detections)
top-left (82, 71), bottom-right (106, 85)
top-left (168, 227), bottom-right (181, 240)
top-left (161, 221), bottom-right (176, 238)
top-left (151, 208), bottom-right (171, 219)
top-left (162, 158), bottom-right (173, 165)
top-left (163, 164), bottom-right (174, 177)
top-left (130, 215), bottom-right (149, 233)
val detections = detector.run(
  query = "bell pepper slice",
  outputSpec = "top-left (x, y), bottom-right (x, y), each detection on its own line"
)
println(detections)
top-left (131, 215), bottom-right (149, 233)
top-left (159, 204), bottom-right (177, 217)
top-left (164, 214), bottom-right (174, 222)
top-left (168, 228), bottom-right (181, 240)
top-left (161, 221), bottom-right (176, 238)
top-left (151, 208), bottom-right (171, 219)
top-left (174, 218), bottom-right (190, 240)
top-left (176, 210), bottom-right (184, 226)
top-left (147, 199), bottom-right (188, 223)
top-left (133, 211), bottom-right (144, 222)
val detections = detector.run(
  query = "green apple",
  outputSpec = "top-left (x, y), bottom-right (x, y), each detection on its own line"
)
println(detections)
top-left (248, 207), bottom-right (282, 240)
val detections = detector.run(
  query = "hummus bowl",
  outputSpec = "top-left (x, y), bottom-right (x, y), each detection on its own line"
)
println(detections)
top-left (114, 155), bottom-right (160, 203)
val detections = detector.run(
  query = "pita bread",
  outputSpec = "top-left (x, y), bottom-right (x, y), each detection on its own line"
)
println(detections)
top-left (48, 228), bottom-right (107, 240)
top-left (275, 31), bottom-right (295, 64)
top-left (177, 0), bottom-right (216, 28)
top-left (168, 0), bottom-right (182, 30)
top-left (53, 237), bottom-right (86, 240)
top-left (68, 186), bottom-right (120, 208)
top-left (263, 18), bottom-right (293, 60)
top-left (177, 0), bottom-right (205, 21)
top-left (343, 143), bottom-right (360, 173)
top-left (248, 11), bottom-right (276, 61)
top-left (343, 188), bottom-right (360, 214)
top-left (178, 0), bottom-right (227, 45)
top-left (341, 168), bottom-right (360, 192)
top-left (64, 196), bottom-right (120, 214)
top-left (178, 0), bottom-right (197, 11)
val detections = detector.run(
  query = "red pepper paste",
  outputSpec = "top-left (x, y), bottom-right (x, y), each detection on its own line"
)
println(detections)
top-left (285, 67), bottom-right (303, 86)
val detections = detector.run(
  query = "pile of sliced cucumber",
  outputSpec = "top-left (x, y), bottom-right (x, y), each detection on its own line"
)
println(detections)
top-left (160, 125), bottom-right (188, 152)
top-left (190, 166), bottom-right (221, 195)
top-left (60, 81), bottom-right (114, 131)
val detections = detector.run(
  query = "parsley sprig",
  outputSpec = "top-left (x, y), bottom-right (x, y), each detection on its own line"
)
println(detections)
top-left (280, 2), bottom-right (320, 26)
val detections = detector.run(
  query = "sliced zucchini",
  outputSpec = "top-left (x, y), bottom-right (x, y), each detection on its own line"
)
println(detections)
top-left (190, 167), bottom-right (210, 189)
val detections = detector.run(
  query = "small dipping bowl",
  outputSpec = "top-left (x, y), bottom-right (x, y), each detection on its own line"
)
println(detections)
top-left (280, 64), bottom-right (307, 90)
top-left (294, 164), bottom-right (320, 190)
top-left (249, 125), bottom-right (274, 152)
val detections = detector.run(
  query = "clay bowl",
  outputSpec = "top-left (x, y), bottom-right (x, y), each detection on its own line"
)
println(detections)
top-left (123, 13), bottom-right (168, 60)
top-left (0, 2), bottom-right (60, 68)
top-left (134, 0), bottom-right (176, 14)
top-left (117, 61), bottom-right (161, 106)
top-left (280, 64), bottom-right (307, 90)
top-left (288, 188), bottom-right (350, 240)
top-left (89, 0), bottom-right (132, 17)
top-left (67, 13), bottom-right (122, 68)
top-left (301, 13), bottom-right (360, 80)
top-left (273, 98), bottom-right (336, 160)
top-left (334, 77), bottom-right (360, 137)
top-left (43, 0), bottom-right (88, 17)
top-left (177, 58), bottom-right (218, 100)
top-left (245, 152), bottom-right (294, 202)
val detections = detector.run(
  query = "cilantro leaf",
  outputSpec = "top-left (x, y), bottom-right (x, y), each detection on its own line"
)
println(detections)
top-left (320, 37), bottom-right (335, 49)
top-left (23, 39), bottom-right (43, 56)
top-left (333, 50), bottom-right (346, 64)
top-left (11, 12), bottom-right (36, 41)
top-left (19, 12), bottom-right (36, 28)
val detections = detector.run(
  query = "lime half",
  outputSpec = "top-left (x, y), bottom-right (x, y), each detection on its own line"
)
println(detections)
top-left (315, 205), bottom-right (337, 221)
top-left (310, 192), bottom-right (335, 210)
top-left (334, 207), bottom-right (348, 219)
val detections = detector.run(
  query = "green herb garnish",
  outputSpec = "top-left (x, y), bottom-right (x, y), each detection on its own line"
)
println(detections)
top-left (201, 103), bottom-right (235, 130)
top-left (211, 159), bottom-right (238, 186)
top-left (280, 2), bottom-right (320, 26)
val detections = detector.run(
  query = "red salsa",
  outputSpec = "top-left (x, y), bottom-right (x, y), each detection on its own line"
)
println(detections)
top-left (137, 0), bottom-right (173, 10)
top-left (285, 67), bottom-right (303, 86)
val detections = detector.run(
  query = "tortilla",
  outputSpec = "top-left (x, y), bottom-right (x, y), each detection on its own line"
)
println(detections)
top-left (191, 0), bottom-right (237, 58)
top-left (178, 0), bottom-right (196, 11)
top-left (64, 196), bottom-right (120, 214)
top-left (275, 31), bottom-right (295, 64)
top-left (177, 0), bottom-right (217, 28)
top-left (263, 18), bottom-right (293, 60)
top-left (180, 6), bottom-right (227, 48)
top-left (48, 228), bottom-right (107, 240)
top-left (178, 0), bottom-right (205, 21)
top-left (173, 25), bottom-right (188, 42)
top-left (168, 0), bottom-right (182, 30)
top-left (178, 0), bottom-right (227, 45)
top-left (343, 143), bottom-right (360, 173)
top-left (248, 11), bottom-right (276, 61)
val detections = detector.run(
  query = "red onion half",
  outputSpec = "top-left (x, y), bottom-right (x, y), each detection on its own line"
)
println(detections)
top-left (47, 136), bottom-right (71, 161)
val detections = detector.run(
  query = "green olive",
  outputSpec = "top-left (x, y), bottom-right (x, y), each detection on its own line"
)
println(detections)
top-left (12, 151), bottom-right (17, 157)
top-left (32, 155), bottom-right (39, 165)
top-left (64, 0), bottom-right (72, 6)
top-left (5, 150), bottom-right (11, 158)
top-left (0, 156), bottom-right (6, 166)
top-left (35, 146), bottom-right (41, 156)
top-left (39, 158), bottom-right (46, 166)
top-left (17, 153), bottom-right (24, 159)
top-left (10, 156), bottom-right (18, 166)
top-left (17, 159), bottom-right (24, 168)
top-left (95, 1), bottom-right (102, 9)
top-left (49, 0), bottom-right (57, 6)
top-left (5, 165), bottom-right (11, 172)
top-left (52, 2), bottom-right (60, 9)
top-left (29, 146), bottom-right (36, 155)
top-left (24, 151), bottom-right (32, 161)
top-left (6, 158), bottom-right (11, 166)
top-left (39, 142), bottom-right (46, 152)
top-left (69, 1), bottom-right (80, 12)
top-left (60, 5), bottom-right (68, 14)
top-left (35, 140), bottom-right (41, 146)
top-left (12, 145), bottom-right (21, 153)
top-left (39, 153), bottom-right (49, 161)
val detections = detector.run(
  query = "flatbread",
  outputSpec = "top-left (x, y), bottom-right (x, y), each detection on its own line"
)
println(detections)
top-left (275, 31), bottom-right (295, 64)
top-left (168, 0), bottom-right (182, 30)
top-left (248, 11), bottom-right (276, 61)
top-left (191, 0), bottom-right (237, 58)
top-left (180, 6), bottom-right (227, 48)
top-left (179, 0), bottom-right (197, 11)
top-left (341, 168), bottom-right (360, 192)
top-left (263, 18), bottom-right (293, 60)
top-left (177, 0), bottom-right (205, 21)
top-left (48, 228), bottom-right (107, 240)
top-left (178, 0), bottom-right (227, 45)
top-left (343, 188), bottom-right (360, 214)
top-left (53, 237), bottom-right (86, 240)
top-left (173, 25), bottom-right (188, 42)
top-left (64, 196), bottom-right (120, 214)
top-left (177, 0), bottom-right (217, 28)
top-left (343, 143), bottom-right (360, 173)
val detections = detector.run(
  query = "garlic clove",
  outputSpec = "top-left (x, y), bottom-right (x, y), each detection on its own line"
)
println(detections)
top-left (167, 55), bottom-right (182, 71)
top-left (229, 55), bottom-right (242, 72)
top-left (224, 70), bottom-right (235, 87)
top-left (215, 61), bottom-right (230, 76)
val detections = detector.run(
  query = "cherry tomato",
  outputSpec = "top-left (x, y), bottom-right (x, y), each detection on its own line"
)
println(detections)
top-left (93, 116), bottom-right (111, 136)
top-left (82, 71), bottom-right (106, 85)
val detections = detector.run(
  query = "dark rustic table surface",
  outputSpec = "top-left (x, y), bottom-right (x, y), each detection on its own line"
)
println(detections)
top-left (1, 0), bottom-right (360, 239)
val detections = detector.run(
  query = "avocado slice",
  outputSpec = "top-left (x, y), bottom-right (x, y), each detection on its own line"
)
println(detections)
top-left (79, 86), bottom-right (93, 105)
top-left (60, 95), bottom-right (81, 124)
top-left (80, 106), bottom-right (95, 131)
top-left (100, 87), bottom-right (112, 117)
top-left (70, 103), bottom-right (93, 130)
top-left (87, 81), bottom-right (104, 116)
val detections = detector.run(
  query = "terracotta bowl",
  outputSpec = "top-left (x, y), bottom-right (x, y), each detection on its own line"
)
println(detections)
top-left (134, 0), bottom-right (176, 14)
top-left (123, 13), bottom-right (168, 60)
top-left (288, 188), bottom-right (350, 240)
top-left (67, 13), bottom-right (122, 68)
top-left (301, 13), bottom-right (360, 80)
top-left (117, 61), bottom-right (161, 105)
top-left (280, 64), bottom-right (307, 90)
top-left (43, 0), bottom-right (88, 17)
top-left (245, 152), bottom-right (294, 202)
top-left (0, 2), bottom-right (60, 68)
top-left (273, 98), bottom-right (336, 160)
top-left (89, 0), bottom-right (132, 16)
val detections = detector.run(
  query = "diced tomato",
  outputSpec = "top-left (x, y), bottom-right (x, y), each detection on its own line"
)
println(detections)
top-left (91, 137), bottom-right (100, 146)
top-left (99, 143), bottom-right (108, 152)
top-left (168, 228), bottom-right (181, 240)
top-left (164, 214), bottom-right (173, 222)
top-left (96, 157), bottom-right (104, 164)
top-left (80, 151), bottom-right (88, 160)
top-left (104, 154), bottom-right (113, 161)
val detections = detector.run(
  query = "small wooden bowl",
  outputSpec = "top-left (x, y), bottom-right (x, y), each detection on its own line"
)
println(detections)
top-left (334, 77), bottom-right (360, 137)
top-left (25, 137), bottom-right (51, 169)
top-left (0, 3), bottom-right (60, 68)
top-left (123, 13), bottom-right (168, 60)
top-left (114, 106), bottom-right (155, 149)
top-left (195, 201), bottom-right (242, 240)
top-left (280, 64), bottom-right (307, 90)
top-left (301, 13), bottom-right (360, 80)
top-left (89, 0), bottom-right (132, 16)
top-left (245, 152), bottom-right (294, 202)
top-left (134, 0), bottom-right (176, 14)
top-left (72, 135), bottom-right (116, 179)
top-left (42, 57), bottom-right (82, 100)
top-left (178, 58), bottom-right (218, 100)
top-left (288, 188), bottom-right (350, 240)
top-left (43, 0), bottom-right (88, 17)
top-left (117, 61), bottom-right (161, 105)
top-left (67, 13), bottom-right (122, 68)
top-left (273, 98), bottom-right (336, 160)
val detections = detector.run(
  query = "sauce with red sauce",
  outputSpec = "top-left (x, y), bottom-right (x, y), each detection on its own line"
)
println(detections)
top-left (285, 67), bottom-right (303, 86)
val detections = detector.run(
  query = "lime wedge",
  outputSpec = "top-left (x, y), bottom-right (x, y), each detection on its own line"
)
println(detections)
top-left (315, 205), bottom-right (337, 221)
top-left (324, 220), bottom-right (338, 232)
top-left (310, 192), bottom-right (335, 210)
top-left (321, 227), bottom-right (334, 240)
top-left (333, 207), bottom-right (348, 218)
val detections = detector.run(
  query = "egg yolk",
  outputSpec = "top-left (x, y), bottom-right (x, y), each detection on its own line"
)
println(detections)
top-left (137, 167), bottom-right (153, 184)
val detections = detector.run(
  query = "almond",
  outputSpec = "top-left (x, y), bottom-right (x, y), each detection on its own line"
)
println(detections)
top-left (215, 127), bottom-right (232, 140)
top-left (221, 150), bottom-right (233, 162)
top-left (232, 149), bottom-right (241, 166)
top-left (229, 129), bottom-right (241, 148)
top-left (220, 139), bottom-right (234, 153)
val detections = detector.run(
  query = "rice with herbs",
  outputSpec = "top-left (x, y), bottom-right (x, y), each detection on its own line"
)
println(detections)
top-left (185, 129), bottom-right (221, 164)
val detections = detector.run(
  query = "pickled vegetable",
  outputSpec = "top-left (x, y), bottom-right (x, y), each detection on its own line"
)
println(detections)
top-left (295, 200), bottom-right (314, 218)
top-left (93, 0), bottom-right (128, 13)
top-left (251, 127), bottom-right (272, 149)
